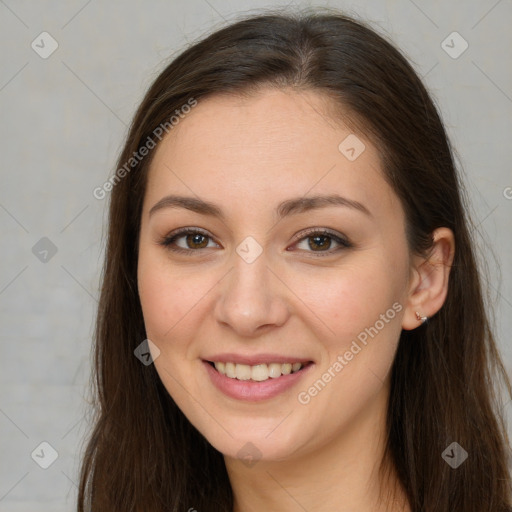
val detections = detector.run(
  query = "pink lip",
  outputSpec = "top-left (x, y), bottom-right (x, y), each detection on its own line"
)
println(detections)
top-left (204, 353), bottom-right (313, 366)
top-left (202, 360), bottom-right (314, 402)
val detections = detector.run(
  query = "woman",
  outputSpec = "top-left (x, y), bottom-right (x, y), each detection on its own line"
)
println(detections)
top-left (78, 9), bottom-right (512, 512)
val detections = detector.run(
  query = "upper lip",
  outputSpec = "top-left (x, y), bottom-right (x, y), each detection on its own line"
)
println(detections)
top-left (204, 353), bottom-right (313, 366)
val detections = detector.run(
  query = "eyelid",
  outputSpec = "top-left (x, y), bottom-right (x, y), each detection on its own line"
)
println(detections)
top-left (290, 227), bottom-right (350, 245)
top-left (288, 227), bottom-right (352, 256)
top-left (159, 227), bottom-right (221, 252)
top-left (164, 226), bottom-right (214, 241)
top-left (159, 226), bottom-right (352, 255)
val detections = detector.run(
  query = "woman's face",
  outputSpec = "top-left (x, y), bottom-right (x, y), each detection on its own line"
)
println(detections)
top-left (137, 88), bottom-right (413, 463)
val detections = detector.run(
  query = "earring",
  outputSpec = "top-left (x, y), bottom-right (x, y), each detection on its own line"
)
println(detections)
top-left (415, 311), bottom-right (428, 324)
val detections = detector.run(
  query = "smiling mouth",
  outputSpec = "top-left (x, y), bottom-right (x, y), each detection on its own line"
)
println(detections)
top-left (206, 360), bottom-right (313, 382)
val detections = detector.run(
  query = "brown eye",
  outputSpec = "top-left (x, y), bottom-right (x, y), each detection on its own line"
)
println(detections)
top-left (307, 234), bottom-right (332, 251)
top-left (159, 228), bottom-right (219, 254)
top-left (291, 228), bottom-right (352, 256)
top-left (184, 233), bottom-right (209, 249)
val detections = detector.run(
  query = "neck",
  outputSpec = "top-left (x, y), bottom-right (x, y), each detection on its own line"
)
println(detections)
top-left (224, 381), bottom-right (410, 512)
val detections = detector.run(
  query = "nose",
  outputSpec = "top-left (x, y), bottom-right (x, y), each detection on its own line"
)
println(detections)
top-left (214, 250), bottom-right (290, 338)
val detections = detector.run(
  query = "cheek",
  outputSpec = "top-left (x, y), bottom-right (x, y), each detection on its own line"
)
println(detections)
top-left (291, 261), bottom-right (404, 424)
top-left (137, 257), bottom-right (210, 399)
top-left (289, 255), bottom-right (405, 349)
top-left (137, 253), bottom-right (204, 343)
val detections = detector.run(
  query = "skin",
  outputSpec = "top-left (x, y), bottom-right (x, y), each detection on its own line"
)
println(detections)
top-left (137, 88), bottom-right (455, 512)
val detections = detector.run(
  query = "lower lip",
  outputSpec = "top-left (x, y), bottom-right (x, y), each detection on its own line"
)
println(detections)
top-left (203, 360), bottom-right (314, 402)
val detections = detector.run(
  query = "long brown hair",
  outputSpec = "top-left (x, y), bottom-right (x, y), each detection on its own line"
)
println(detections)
top-left (78, 8), bottom-right (512, 511)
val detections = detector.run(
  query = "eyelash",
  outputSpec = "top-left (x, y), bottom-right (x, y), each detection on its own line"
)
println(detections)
top-left (158, 227), bottom-right (352, 257)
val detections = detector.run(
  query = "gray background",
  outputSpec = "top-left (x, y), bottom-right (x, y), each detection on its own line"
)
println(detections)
top-left (1, 0), bottom-right (511, 510)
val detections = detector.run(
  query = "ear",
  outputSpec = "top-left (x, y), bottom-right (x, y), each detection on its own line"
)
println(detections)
top-left (402, 227), bottom-right (455, 330)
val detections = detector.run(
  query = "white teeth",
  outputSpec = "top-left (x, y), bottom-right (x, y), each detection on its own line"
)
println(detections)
top-left (235, 364), bottom-right (252, 381)
top-left (281, 363), bottom-right (292, 375)
top-left (212, 361), bottom-right (305, 381)
top-left (251, 364), bottom-right (268, 381)
top-left (268, 363), bottom-right (282, 378)
top-left (225, 362), bottom-right (236, 378)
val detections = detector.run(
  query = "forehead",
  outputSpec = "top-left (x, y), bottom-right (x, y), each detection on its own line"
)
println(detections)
top-left (143, 88), bottom-right (400, 222)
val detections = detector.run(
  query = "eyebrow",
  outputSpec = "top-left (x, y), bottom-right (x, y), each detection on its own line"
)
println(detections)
top-left (148, 193), bottom-right (372, 220)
